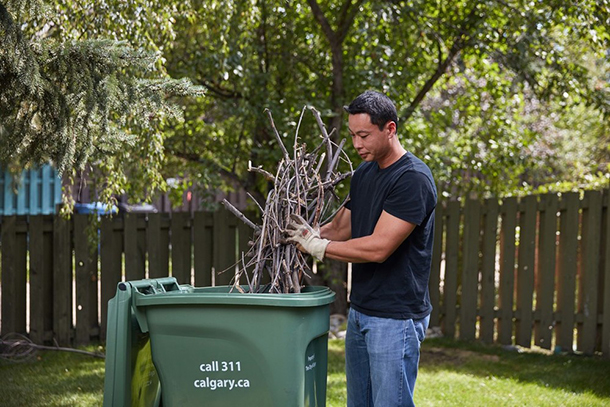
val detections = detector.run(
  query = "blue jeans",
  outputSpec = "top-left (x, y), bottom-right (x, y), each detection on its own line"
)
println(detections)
top-left (345, 308), bottom-right (429, 407)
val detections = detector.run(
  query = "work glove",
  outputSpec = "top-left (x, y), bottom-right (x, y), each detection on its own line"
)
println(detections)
top-left (285, 214), bottom-right (330, 261)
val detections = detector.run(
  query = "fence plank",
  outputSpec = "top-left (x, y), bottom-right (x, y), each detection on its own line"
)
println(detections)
top-left (498, 197), bottom-right (517, 345)
top-left (237, 216), bottom-right (253, 262)
top-left (53, 215), bottom-right (72, 346)
top-left (29, 216), bottom-right (50, 344)
top-left (516, 195), bottom-right (537, 348)
top-left (460, 199), bottom-right (481, 341)
top-left (429, 202), bottom-right (444, 328)
top-left (124, 213), bottom-right (145, 281)
top-left (123, 213), bottom-right (137, 280)
top-left (480, 199), bottom-right (499, 344)
top-left (138, 216), bottom-right (147, 278)
top-left (578, 190), bottom-right (602, 354)
top-left (237, 220), bottom-right (254, 287)
top-left (28, 168), bottom-right (40, 215)
top-left (0, 216), bottom-right (19, 336)
top-left (602, 190), bottom-right (610, 358)
top-left (171, 212), bottom-right (191, 284)
top-left (74, 214), bottom-right (99, 345)
top-left (193, 212), bottom-right (213, 286)
top-left (0, 217), bottom-right (26, 336)
top-left (443, 200), bottom-right (460, 338)
top-left (535, 194), bottom-right (559, 349)
top-left (16, 176), bottom-right (27, 215)
top-left (147, 213), bottom-right (169, 279)
top-left (213, 208), bottom-right (237, 286)
top-left (41, 166), bottom-right (52, 215)
top-left (556, 192), bottom-right (579, 352)
top-left (15, 217), bottom-right (28, 335)
top-left (147, 212), bottom-right (161, 278)
top-left (2, 172), bottom-right (14, 215)
top-left (100, 216), bottom-right (123, 341)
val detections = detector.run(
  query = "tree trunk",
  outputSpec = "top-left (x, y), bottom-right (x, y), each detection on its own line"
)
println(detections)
top-left (329, 43), bottom-right (345, 138)
top-left (307, 0), bottom-right (363, 137)
top-left (305, 0), bottom-right (365, 313)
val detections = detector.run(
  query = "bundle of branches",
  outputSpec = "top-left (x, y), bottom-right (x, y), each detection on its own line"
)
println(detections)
top-left (223, 107), bottom-right (353, 294)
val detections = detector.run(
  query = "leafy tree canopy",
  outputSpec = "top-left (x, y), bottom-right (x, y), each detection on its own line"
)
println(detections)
top-left (1, 0), bottom-right (609, 209)
top-left (164, 0), bottom-right (610, 203)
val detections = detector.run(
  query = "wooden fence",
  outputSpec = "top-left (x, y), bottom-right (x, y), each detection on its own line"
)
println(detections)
top-left (1, 191), bottom-right (609, 357)
top-left (0, 209), bottom-right (252, 347)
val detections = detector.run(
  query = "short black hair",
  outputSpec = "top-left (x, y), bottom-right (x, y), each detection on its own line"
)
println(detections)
top-left (343, 90), bottom-right (398, 131)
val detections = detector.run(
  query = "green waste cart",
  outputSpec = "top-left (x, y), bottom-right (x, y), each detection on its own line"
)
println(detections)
top-left (103, 277), bottom-right (335, 407)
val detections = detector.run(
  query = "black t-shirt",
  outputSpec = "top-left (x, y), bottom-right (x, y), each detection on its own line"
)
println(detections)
top-left (345, 152), bottom-right (437, 319)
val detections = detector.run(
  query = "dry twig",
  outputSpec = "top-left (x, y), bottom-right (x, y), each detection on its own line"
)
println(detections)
top-left (0, 333), bottom-right (105, 362)
top-left (222, 106), bottom-right (353, 293)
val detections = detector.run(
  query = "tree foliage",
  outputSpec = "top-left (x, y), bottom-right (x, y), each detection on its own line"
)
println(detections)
top-left (1, 0), bottom-right (609, 206)
top-left (164, 0), bottom-right (610, 202)
top-left (0, 0), bottom-right (203, 207)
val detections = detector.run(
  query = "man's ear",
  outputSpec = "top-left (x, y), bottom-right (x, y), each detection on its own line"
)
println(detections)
top-left (386, 121), bottom-right (397, 138)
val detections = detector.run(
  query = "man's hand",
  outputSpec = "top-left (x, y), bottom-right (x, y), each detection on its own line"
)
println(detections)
top-left (285, 214), bottom-right (330, 261)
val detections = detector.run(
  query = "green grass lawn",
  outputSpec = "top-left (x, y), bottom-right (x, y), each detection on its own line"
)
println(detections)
top-left (327, 338), bottom-right (610, 407)
top-left (1, 339), bottom-right (610, 406)
top-left (0, 346), bottom-right (105, 406)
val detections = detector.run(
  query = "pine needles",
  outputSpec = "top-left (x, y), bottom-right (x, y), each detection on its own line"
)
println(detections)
top-left (222, 107), bottom-right (353, 294)
top-left (0, 1), bottom-right (204, 206)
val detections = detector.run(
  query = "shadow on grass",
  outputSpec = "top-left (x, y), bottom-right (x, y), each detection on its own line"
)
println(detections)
top-left (420, 337), bottom-right (610, 399)
top-left (0, 350), bottom-right (105, 407)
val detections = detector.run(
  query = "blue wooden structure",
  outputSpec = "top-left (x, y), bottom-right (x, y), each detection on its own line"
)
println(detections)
top-left (0, 164), bottom-right (63, 215)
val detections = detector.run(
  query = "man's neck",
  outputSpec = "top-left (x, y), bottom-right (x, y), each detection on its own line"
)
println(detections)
top-left (377, 144), bottom-right (407, 169)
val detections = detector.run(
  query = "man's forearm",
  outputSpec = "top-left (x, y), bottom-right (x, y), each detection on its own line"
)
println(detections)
top-left (322, 210), bottom-right (417, 263)
top-left (323, 237), bottom-right (393, 264)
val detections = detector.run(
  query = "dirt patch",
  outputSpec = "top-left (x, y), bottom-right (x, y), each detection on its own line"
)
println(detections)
top-left (421, 347), bottom-right (500, 366)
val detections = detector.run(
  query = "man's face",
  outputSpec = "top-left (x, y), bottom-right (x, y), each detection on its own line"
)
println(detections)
top-left (347, 113), bottom-right (394, 163)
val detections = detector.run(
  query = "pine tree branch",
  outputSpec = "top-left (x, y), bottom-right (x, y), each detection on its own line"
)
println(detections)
top-left (196, 78), bottom-right (242, 99)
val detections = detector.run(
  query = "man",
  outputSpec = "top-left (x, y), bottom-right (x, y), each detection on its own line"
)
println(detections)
top-left (287, 90), bottom-right (437, 407)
